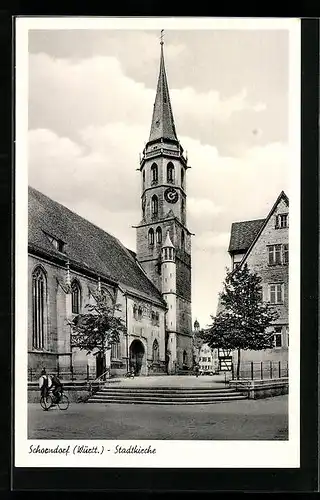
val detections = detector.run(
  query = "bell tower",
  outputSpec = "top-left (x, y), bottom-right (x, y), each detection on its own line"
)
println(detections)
top-left (135, 33), bottom-right (193, 372)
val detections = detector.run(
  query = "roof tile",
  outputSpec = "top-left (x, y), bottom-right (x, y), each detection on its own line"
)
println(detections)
top-left (228, 218), bottom-right (265, 253)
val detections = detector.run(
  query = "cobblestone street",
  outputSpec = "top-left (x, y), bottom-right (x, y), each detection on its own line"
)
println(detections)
top-left (28, 395), bottom-right (288, 440)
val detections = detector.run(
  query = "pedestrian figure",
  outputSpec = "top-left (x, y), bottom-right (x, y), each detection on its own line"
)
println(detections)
top-left (38, 368), bottom-right (51, 399)
top-left (195, 364), bottom-right (200, 378)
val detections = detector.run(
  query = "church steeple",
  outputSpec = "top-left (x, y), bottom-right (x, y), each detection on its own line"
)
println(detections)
top-left (136, 31), bottom-right (193, 374)
top-left (148, 35), bottom-right (178, 144)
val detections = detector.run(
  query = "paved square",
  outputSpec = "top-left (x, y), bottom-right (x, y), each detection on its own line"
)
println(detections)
top-left (28, 395), bottom-right (288, 440)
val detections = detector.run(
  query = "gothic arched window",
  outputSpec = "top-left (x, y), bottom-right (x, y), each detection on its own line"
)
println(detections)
top-left (152, 339), bottom-right (159, 362)
top-left (151, 163), bottom-right (158, 184)
top-left (142, 170), bottom-right (145, 188)
top-left (148, 228), bottom-right (154, 246)
top-left (32, 266), bottom-right (47, 349)
top-left (142, 198), bottom-right (146, 218)
top-left (111, 342), bottom-right (121, 359)
top-left (101, 286), bottom-right (114, 307)
top-left (133, 304), bottom-right (137, 319)
top-left (181, 197), bottom-right (185, 223)
top-left (181, 167), bottom-right (185, 188)
top-left (181, 231), bottom-right (185, 250)
top-left (151, 195), bottom-right (158, 218)
top-left (138, 306), bottom-right (143, 320)
top-left (71, 279), bottom-right (81, 314)
top-left (183, 350), bottom-right (188, 365)
top-left (167, 162), bottom-right (174, 183)
top-left (156, 226), bottom-right (162, 244)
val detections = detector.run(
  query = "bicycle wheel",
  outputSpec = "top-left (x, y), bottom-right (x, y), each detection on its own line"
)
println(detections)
top-left (57, 394), bottom-right (69, 410)
top-left (40, 394), bottom-right (53, 411)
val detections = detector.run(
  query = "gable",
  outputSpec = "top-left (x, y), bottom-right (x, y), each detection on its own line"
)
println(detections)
top-left (241, 193), bottom-right (289, 269)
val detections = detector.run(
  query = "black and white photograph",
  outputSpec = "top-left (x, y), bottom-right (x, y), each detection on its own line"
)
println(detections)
top-left (15, 17), bottom-right (301, 468)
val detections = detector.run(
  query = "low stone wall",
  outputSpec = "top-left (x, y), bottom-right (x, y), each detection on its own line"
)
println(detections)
top-left (229, 378), bottom-right (289, 399)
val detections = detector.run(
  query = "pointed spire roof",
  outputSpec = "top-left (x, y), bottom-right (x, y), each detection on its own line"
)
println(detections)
top-left (162, 230), bottom-right (174, 249)
top-left (148, 38), bottom-right (178, 143)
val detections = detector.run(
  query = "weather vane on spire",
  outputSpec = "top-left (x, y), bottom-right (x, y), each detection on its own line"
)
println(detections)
top-left (160, 29), bottom-right (164, 45)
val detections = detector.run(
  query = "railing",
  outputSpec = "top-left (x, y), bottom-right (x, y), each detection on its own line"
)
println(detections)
top-left (141, 148), bottom-right (183, 162)
top-left (28, 366), bottom-right (99, 383)
top-left (230, 360), bottom-right (289, 380)
top-left (88, 368), bottom-right (111, 395)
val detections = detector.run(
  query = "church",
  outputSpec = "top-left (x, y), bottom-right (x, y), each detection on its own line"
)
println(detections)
top-left (28, 40), bottom-right (193, 381)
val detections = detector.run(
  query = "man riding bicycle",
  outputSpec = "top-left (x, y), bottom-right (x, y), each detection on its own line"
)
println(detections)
top-left (38, 368), bottom-right (63, 403)
top-left (51, 374), bottom-right (63, 403)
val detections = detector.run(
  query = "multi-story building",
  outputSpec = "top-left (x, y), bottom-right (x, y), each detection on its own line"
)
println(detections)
top-left (222, 191), bottom-right (289, 369)
top-left (198, 344), bottom-right (218, 375)
top-left (192, 320), bottom-right (218, 374)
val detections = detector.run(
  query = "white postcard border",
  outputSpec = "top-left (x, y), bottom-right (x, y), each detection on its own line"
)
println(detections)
top-left (15, 16), bottom-right (301, 469)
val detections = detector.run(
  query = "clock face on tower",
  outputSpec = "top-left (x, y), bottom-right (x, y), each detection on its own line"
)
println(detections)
top-left (164, 187), bottom-right (179, 204)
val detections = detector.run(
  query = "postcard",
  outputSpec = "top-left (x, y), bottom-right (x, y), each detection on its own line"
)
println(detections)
top-left (15, 16), bottom-right (300, 468)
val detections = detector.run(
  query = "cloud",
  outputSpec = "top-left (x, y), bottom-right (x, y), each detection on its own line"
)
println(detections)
top-left (195, 231), bottom-right (230, 251)
top-left (29, 29), bottom-right (186, 79)
top-left (188, 198), bottom-right (223, 218)
top-left (253, 102), bottom-right (267, 112)
top-left (29, 52), bottom-right (267, 150)
top-left (29, 125), bottom-right (289, 252)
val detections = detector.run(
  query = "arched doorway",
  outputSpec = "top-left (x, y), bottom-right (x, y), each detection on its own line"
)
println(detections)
top-left (96, 351), bottom-right (106, 379)
top-left (182, 350), bottom-right (188, 370)
top-left (129, 340), bottom-right (145, 376)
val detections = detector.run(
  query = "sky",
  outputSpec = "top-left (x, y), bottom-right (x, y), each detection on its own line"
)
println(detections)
top-left (27, 25), bottom-right (291, 327)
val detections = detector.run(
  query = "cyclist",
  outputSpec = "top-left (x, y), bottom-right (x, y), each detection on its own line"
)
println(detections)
top-left (38, 368), bottom-right (51, 399)
top-left (51, 373), bottom-right (63, 403)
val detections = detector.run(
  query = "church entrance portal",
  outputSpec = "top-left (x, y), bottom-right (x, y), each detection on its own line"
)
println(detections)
top-left (129, 340), bottom-right (145, 376)
top-left (95, 351), bottom-right (106, 379)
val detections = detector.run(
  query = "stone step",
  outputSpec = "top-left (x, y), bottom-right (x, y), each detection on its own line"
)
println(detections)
top-left (95, 390), bottom-right (238, 398)
top-left (99, 387), bottom-right (234, 392)
top-left (88, 393), bottom-right (246, 401)
top-left (87, 395), bottom-right (247, 405)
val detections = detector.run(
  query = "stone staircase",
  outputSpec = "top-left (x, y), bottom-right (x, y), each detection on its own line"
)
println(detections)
top-left (86, 386), bottom-right (248, 405)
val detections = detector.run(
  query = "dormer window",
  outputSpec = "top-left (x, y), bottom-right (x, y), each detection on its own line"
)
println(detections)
top-left (275, 213), bottom-right (288, 229)
top-left (45, 232), bottom-right (65, 252)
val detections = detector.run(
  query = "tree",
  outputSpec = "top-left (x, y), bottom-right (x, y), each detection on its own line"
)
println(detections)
top-left (68, 292), bottom-right (127, 357)
top-left (205, 263), bottom-right (278, 379)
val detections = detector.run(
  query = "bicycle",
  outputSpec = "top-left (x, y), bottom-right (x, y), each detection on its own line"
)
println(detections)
top-left (40, 389), bottom-right (69, 411)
